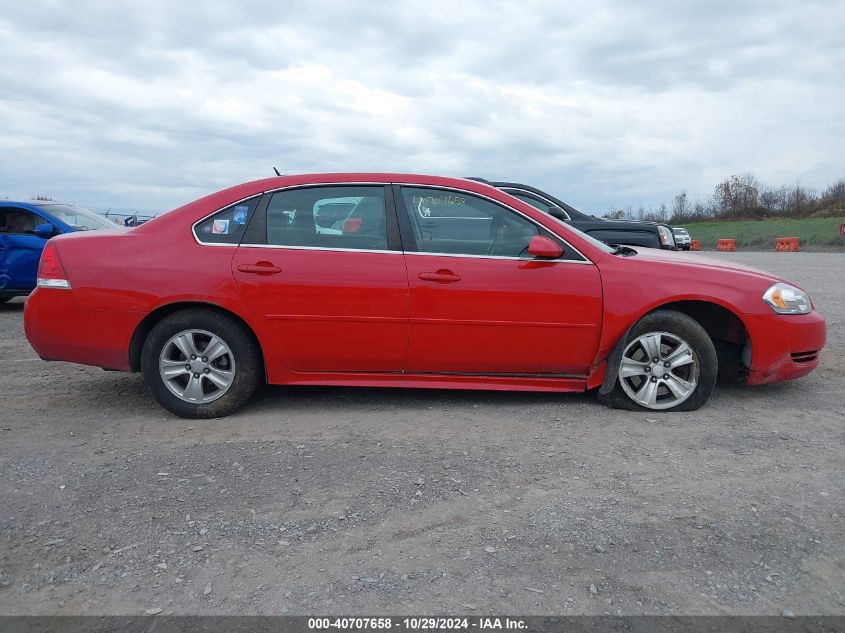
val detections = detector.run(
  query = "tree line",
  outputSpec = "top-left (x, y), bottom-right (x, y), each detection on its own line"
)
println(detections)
top-left (604, 174), bottom-right (845, 224)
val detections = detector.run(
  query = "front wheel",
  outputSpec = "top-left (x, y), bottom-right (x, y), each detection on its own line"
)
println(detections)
top-left (141, 308), bottom-right (262, 419)
top-left (604, 310), bottom-right (717, 412)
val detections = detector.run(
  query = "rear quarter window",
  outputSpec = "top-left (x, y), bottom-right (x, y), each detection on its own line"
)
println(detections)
top-left (194, 197), bottom-right (260, 244)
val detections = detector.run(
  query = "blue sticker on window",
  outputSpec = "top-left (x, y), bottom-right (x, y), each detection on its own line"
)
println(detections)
top-left (233, 205), bottom-right (249, 224)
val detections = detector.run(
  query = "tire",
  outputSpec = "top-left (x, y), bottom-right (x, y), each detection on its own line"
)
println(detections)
top-left (141, 308), bottom-right (262, 419)
top-left (600, 310), bottom-right (717, 412)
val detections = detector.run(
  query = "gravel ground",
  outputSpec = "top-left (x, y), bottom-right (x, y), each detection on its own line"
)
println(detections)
top-left (0, 252), bottom-right (843, 616)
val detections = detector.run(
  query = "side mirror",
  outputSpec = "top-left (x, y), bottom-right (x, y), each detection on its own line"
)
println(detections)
top-left (34, 223), bottom-right (55, 239)
top-left (527, 235), bottom-right (564, 259)
top-left (547, 206), bottom-right (569, 221)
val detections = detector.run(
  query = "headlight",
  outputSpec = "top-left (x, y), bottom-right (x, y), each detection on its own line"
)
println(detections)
top-left (657, 225), bottom-right (674, 247)
top-left (762, 283), bottom-right (812, 315)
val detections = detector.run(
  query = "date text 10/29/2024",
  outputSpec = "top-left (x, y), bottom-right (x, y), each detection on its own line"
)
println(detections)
top-left (308, 618), bottom-right (527, 630)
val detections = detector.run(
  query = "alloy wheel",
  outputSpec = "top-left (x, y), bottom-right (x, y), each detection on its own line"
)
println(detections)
top-left (158, 329), bottom-right (236, 404)
top-left (618, 331), bottom-right (699, 410)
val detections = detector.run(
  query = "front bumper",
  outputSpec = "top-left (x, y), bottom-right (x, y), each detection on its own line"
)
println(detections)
top-left (744, 311), bottom-right (826, 385)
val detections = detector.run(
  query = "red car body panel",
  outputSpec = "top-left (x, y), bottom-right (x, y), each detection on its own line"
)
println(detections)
top-left (24, 173), bottom-right (826, 397)
top-left (743, 313), bottom-right (826, 384)
top-left (231, 246), bottom-right (409, 374)
top-left (403, 253), bottom-right (602, 375)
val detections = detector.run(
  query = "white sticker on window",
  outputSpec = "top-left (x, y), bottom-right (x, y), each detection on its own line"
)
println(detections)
top-left (212, 219), bottom-right (230, 234)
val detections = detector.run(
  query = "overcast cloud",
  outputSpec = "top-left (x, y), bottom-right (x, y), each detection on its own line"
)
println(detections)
top-left (0, 0), bottom-right (843, 213)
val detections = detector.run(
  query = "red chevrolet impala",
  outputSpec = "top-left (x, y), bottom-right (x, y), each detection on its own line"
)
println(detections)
top-left (24, 174), bottom-right (826, 418)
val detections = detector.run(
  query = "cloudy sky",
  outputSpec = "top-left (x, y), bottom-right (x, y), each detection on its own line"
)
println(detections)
top-left (1, 1), bottom-right (843, 214)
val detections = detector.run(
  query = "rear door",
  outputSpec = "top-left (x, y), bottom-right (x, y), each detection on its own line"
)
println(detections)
top-left (396, 186), bottom-right (603, 376)
top-left (231, 185), bottom-right (409, 372)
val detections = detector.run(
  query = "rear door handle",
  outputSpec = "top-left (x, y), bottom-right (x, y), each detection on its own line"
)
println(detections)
top-left (237, 262), bottom-right (281, 275)
top-left (418, 271), bottom-right (461, 283)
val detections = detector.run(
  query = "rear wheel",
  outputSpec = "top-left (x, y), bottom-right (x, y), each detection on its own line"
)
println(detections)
top-left (141, 308), bottom-right (262, 418)
top-left (604, 310), bottom-right (717, 412)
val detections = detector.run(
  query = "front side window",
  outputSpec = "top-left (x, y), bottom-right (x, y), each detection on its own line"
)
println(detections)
top-left (265, 186), bottom-right (388, 251)
top-left (195, 197), bottom-right (260, 244)
top-left (400, 187), bottom-right (541, 257)
top-left (0, 207), bottom-right (44, 234)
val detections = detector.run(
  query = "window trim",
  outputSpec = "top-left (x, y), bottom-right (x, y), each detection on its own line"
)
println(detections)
top-left (190, 181), bottom-right (591, 264)
top-left (241, 184), bottom-right (400, 252)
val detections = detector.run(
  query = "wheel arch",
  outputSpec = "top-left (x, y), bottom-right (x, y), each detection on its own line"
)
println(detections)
top-left (653, 300), bottom-right (751, 382)
top-left (129, 301), bottom-right (266, 376)
top-left (600, 298), bottom-right (751, 395)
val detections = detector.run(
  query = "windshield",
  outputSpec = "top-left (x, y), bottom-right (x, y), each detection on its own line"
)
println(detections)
top-left (673, 228), bottom-right (688, 235)
top-left (37, 204), bottom-right (121, 231)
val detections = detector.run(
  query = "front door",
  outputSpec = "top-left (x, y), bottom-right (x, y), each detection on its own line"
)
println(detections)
top-left (0, 206), bottom-right (48, 292)
top-left (231, 185), bottom-right (409, 373)
top-left (396, 186), bottom-right (602, 376)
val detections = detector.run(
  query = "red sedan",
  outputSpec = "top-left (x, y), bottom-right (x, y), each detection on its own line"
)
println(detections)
top-left (24, 174), bottom-right (826, 418)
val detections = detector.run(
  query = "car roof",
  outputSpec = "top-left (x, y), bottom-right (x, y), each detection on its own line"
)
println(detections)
top-left (0, 200), bottom-right (52, 212)
top-left (1, 200), bottom-right (82, 208)
top-left (141, 173), bottom-right (506, 227)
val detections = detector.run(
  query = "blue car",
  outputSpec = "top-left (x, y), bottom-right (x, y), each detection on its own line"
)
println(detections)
top-left (0, 201), bottom-right (122, 302)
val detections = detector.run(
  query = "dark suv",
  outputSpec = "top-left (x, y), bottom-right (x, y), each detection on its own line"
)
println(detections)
top-left (470, 179), bottom-right (676, 250)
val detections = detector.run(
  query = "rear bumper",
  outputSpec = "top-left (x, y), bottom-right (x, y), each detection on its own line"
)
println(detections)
top-left (24, 288), bottom-right (136, 371)
top-left (744, 311), bottom-right (826, 385)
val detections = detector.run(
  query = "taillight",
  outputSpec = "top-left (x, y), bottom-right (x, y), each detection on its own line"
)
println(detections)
top-left (37, 242), bottom-right (71, 289)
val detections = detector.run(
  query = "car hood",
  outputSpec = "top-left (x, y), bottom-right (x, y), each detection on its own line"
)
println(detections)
top-left (619, 247), bottom-right (784, 283)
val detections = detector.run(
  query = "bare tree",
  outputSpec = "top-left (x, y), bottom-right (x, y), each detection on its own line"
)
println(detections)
top-left (787, 181), bottom-right (814, 217)
top-left (671, 191), bottom-right (690, 222)
top-left (607, 173), bottom-right (845, 222)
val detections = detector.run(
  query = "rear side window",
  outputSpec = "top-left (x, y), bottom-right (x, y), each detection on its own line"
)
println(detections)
top-left (265, 186), bottom-right (388, 251)
top-left (194, 197), bottom-right (260, 244)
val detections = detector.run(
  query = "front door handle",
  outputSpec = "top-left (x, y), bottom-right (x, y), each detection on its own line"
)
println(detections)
top-left (418, 271), bottom-right (461, 283)
top-left (237, 262), bottom-right (281, 275)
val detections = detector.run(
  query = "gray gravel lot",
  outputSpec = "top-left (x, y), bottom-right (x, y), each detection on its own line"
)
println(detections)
top-left (0, 252), bottom-right (843, 616)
